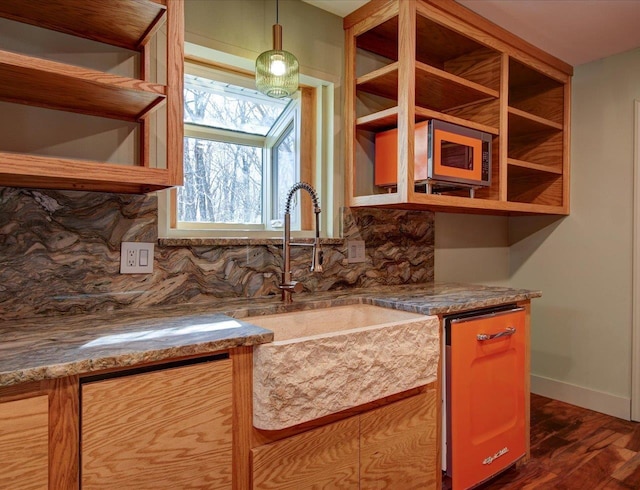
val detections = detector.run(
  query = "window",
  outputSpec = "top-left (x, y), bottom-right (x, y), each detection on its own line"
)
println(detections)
top-left (158, 46), bottom-right (335, 240)
top-left (178, 65), bottom-right (303, 231)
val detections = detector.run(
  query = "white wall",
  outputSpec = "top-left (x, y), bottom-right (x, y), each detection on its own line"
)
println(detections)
top-left (185, 0), bottom-right (344, 83)
top-left (435, 213), bottom-right (510, 286)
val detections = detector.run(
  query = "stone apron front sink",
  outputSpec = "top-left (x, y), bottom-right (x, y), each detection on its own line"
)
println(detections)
top-left (248, 304), bottom-right (439, 430)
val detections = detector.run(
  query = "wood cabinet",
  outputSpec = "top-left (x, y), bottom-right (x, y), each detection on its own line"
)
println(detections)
top-left (0, 346), bottom-right (441, 489)
top-left (251, 386), bottom-right (438, 490)
top-left (0, 395), bottom-right (49, 489)
top-left (0, 377), bottom-right (79, 490)
top-left (0, 0), bottom-right (184, 193)
top-left (252, 417), bottom-right (360, 489)
top-left (344, 0), bottom-right (572, 215)
top-left (81, 358), bottom-right (233, 489)
top-left (0, 349), bottom-right (243, 489)
top-left (360, 390), bottom-right (438, 489)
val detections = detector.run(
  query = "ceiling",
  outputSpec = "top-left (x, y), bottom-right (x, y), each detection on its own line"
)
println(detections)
top-left (302, 0), bottom-right (640, 67)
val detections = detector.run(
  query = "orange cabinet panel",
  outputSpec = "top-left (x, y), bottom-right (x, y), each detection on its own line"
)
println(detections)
top-left (447, 308), bottom-right (526, 489)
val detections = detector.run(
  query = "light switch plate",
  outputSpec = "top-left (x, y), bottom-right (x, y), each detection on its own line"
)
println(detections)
top-left (120, 242), bottom-right (154, 274)
top-left (347, 240), bottom-right (366, 263)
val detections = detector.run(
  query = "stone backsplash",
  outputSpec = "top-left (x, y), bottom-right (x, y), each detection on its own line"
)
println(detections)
top-left (0, 187), bottom-right (434, 320)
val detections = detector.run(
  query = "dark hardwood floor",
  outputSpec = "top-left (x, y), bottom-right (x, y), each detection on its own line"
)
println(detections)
top-left (449, 394), bottom-right (640, 489)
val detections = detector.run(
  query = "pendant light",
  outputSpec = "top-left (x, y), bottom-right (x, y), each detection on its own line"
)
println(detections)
top-left (255, 0), bottom-right (299, 98)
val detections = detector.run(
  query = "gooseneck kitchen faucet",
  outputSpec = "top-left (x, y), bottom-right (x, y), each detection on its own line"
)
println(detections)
top-left (279, 182), bottom-right (322, 304)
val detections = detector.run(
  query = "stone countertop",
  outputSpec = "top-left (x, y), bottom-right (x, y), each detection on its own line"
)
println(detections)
top-left (0, 282), bottom-right (540, 388)
top-left (365, 282), bottom-right (541, 315)
top-left (0, 309), bottom-right (273, 387)
top-left (223, 282), bottom-right (541, 319)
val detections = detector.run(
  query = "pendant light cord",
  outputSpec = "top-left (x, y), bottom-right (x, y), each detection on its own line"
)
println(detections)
top-left (276, 0), bottom-right (279, 24)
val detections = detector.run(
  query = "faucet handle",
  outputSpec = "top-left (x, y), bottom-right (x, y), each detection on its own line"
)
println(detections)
top-left (279, 281), bottom-right (304, 294)
top-left (311, 247), bottom-right (323, 273)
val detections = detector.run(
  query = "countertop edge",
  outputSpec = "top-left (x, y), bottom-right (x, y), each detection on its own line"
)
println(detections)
top-left (0, 328), bottom-right (273, 388)
top-left (368, 291), bottom-right (542, 316)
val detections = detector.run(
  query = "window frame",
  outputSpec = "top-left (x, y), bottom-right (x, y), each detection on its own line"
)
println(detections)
top-left (180, 134), bottom-right (264, 232)
top-left (265, 96), bottom-right (301, 230)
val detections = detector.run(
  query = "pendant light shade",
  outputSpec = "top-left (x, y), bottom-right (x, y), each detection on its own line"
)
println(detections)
top-left (256, 1), bottom-right (299, 98)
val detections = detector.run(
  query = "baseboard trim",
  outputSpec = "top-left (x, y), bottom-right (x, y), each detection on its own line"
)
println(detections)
top-left (531, 374), bottom-right (631, 421)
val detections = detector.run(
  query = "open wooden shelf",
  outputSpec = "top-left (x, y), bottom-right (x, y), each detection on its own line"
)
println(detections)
top-left (0, 50), bottom-right (166, 121)
top-left (0, 0), bottom-right (183, 194)
top-left (509, 58), bottom-right (565, 125)
top-left (508, 129), bottom-right (564, 167)
top-left (345, 0), bottom-right (572, 216)
top-left (415, 61), bottom-right (499, 110)
top-left (507, 158), bottom-right (562, 175)
top-left (506, 56), bottom-right (567, 210)
top-left (356, 12), bottom-right (501, 93)
top-left (416, 106), bottom-right (499, 135)
top-left (356, 106), bottom-right (499, 134)
top-left (0, 0), bottom-right (167, 50)
top-left (356, 16), bottom-right (398, 61)
top-left (356, 107), bottom-right (401, 132)
top-left (356, 62), bottom-right (499, 114)
top-left (508, 165), bottom-right (564, 207)
top-left (349, 190), bottom-right (565, 216)
top-left (356, 63), bottom-right (399, 102)
top-left (508, 107), bottom-right (562, 136)
top-left (0, 152), bottom-right (171, 193)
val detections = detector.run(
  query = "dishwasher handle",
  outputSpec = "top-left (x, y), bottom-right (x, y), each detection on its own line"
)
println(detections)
top-left (477, 326), bottom-right (516, 342)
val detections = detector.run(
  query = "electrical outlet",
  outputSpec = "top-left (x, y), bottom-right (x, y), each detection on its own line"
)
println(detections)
top-left (347, 240), bottom-right (366, 264)
top-left (127, 248), bottom-right (136, 268)
top-left (120, 242), bottom-right (154, 274)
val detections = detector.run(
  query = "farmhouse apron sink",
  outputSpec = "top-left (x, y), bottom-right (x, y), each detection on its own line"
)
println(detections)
top-left (248, 304), bottom-right (439, 430)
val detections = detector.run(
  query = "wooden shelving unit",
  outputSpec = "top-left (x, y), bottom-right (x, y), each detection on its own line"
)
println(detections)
top-left (0, 0), bottom-right (184, 194)
top-left (506, 58), bottom-right (568, 208)
top-left (344, 0), bottom-right (573, 215)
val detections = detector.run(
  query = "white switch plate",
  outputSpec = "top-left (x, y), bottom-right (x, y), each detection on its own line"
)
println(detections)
top-left (120, 242), bottom-right (154, 274)
top-left (347, 240), bottom-right (366, 263)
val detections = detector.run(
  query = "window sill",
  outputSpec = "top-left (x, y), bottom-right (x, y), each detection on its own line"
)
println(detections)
top-left (159, 237), bottom-right (345, 247)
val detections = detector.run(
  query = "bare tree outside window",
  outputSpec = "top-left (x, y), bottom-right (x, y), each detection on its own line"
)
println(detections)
top-left (180, 138), bottom-right (262, 223)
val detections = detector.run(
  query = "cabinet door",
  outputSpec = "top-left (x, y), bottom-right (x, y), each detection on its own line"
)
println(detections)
top-left (360, 388), bottom-right (438, 490)
top-left (81, 359), bottom-right (233, 489)
top-left (252, 417), bottom-right (360, 489)
top-left (0, 395), bottom-right (49, 490)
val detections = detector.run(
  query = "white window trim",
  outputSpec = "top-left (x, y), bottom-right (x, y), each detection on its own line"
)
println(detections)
top-left (158, 42), bottom-right (336, 240)
top-left (266, 95), bottom-right (301, 230)
top-left (185, 124), bottom-right (265, 147)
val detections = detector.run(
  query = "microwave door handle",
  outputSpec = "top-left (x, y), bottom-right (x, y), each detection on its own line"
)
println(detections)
top-left (477, 326), bottom-right (516, 342)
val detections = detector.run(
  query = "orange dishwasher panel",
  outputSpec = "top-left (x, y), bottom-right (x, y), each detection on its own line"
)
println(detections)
top-left (446, 307), bottom-right (527, 490)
